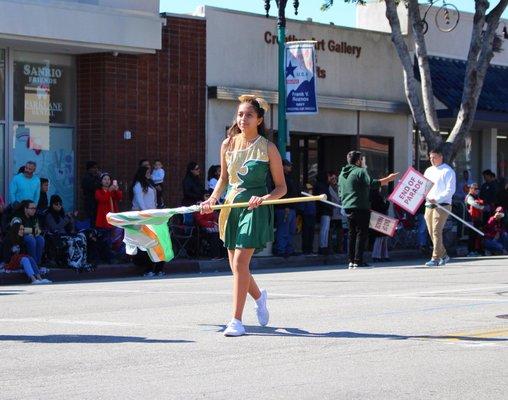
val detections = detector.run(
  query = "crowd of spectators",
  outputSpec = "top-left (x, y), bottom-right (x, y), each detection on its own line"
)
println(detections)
top-left (2, 158), bottom-right (507, 285)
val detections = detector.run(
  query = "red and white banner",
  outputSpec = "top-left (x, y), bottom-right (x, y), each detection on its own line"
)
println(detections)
top-left (388, 167), bottom-right (433, 215)
top-left (369, 211), bottom-right (399, 237)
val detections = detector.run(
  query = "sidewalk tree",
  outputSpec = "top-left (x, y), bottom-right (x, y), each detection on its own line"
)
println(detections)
top-left (321, 0), bottom-right (508, 163)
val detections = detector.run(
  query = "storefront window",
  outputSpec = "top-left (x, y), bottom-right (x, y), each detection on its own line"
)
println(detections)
top-left (13, 52), bottom-right (75, 124)
top-left (0, 49), bottom-right (5, 120)
top-left (359, 136), bottom-right (391, 179)
top-left (13, 125), bottom-right (75, 210)
top-left (0, 124), bottom-right (4, 198)
top-left (12, 51), bottom-right (75, 209)
top-left (498, 136), bottom-right (508, 182)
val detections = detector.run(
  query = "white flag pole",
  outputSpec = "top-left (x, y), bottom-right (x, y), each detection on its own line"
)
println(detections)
top-left (302, 191), bottom-right (343, 208)
top-left (434, 203), bottom-right (485, 236)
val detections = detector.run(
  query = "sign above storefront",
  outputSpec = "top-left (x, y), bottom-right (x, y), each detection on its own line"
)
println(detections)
top-left (264, 32), bottom-right (362, 58)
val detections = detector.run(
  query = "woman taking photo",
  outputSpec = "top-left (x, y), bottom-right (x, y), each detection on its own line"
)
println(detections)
top-left (201, 95), bottom-right (286, 337)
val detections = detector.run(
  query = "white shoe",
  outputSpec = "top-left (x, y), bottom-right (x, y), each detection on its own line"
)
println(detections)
top-left (348, 262), bottom-right (357, 269)
top-left (143, 271), bottom-right (155, 277)
top-left (438, 255), bottom-right (450, 266)
top-left (255, 289), bottom-right (269, 326)
top-left (39, 278), bottom-right (52, 284)
top-left (223, 318), bottom-right (245, 337)
top-left (31, 280), bottom-right (44, 285)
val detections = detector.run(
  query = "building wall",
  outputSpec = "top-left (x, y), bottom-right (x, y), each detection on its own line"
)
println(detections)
top-left (76, 15), bottom-right (206, 210)
top-left (0, 0), bottom-right (163, 53)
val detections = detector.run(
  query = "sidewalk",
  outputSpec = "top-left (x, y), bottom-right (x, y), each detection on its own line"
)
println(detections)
top-left (0, 249), bottom-right (424, 285)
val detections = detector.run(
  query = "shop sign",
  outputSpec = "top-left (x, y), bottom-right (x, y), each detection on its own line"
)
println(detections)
top-left (285, 41), bottom-right (318, 115)
top-left (14, 60), bottom-right (72, 124)
top-left (388, 167), bottom-right (434, 215)
top-left (369, 211), bottom-right (399, 237)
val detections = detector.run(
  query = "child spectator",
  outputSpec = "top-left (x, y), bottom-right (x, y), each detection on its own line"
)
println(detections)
top-left (151, 159), bottom-right (165, 208)
top-left (3, 222), bottom-right (51, 284)
top-left (95, 173), bottom-right (122, 263)
top-left (370, 187), bottom-right (390, 262)
top-left (300, 183), bottom-right (317, 255)
top-left (465, 183), bottom-right (484, 257)
top-left (11, 200), bottom-right (45, 265)
top-left (484, 207), bottom-right (508, 255)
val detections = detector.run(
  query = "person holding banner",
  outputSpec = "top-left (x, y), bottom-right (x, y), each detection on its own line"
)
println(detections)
top-left (201, 95), bottom-right (287, 337)
top-left (423, 149), bottom-right (456, 267)
top-left (339, 151), bottom-right (398, 269)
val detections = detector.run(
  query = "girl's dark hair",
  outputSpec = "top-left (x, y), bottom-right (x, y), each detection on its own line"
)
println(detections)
top-left (227, 97), bottom-right (267, 138)
top-left (207, 165), bottom-right (220, 181)
top-left (130, 166), bottom-right (152, 198)
top-left (40, 178), bottom-right (49, 185)
top-left (49, 194), bottom-right (65, 223)
top-left (8, 221), bottom-right (23, 245)
top-left (186, 162), bottom-right (199, 176)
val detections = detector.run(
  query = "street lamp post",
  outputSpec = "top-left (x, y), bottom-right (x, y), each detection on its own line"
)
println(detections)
top-left (265, 0), bottom-right (300, 157)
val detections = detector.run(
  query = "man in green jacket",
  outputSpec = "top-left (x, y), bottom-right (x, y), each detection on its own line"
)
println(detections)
top-left (339, 151), bottom-right (398, 269)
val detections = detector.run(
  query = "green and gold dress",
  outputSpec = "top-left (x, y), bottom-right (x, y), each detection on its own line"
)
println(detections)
top-left (218, 135), bottom-right (274, 250)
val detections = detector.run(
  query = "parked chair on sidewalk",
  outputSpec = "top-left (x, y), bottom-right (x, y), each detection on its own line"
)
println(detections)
top-left (169, 214), bottom-right (197, 258)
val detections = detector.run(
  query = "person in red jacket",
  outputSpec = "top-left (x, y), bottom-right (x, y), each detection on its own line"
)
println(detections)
top-left (483, 206), bottom-right (508, 255)
top-left (95, 172), bottom-right (122, 262)
top-left (194, 194), bottom-right (224, 259)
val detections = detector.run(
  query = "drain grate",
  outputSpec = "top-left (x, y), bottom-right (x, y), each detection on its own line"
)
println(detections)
top-left (496, 314), bottom-right (508, 319)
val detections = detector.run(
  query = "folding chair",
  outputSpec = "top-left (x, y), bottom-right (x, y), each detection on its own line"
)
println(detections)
top-left (169, 214), bottom-right (196, 258)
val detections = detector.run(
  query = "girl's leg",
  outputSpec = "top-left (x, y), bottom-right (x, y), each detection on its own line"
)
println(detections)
top-left (227, 249), bottom-right (261, 302)
top-left (230, 248), bottom-right (256, 321)
top-left (20, 257), bottom-right (37, 282)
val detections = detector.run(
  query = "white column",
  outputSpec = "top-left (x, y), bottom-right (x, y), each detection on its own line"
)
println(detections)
top-left (481, 128), bottom-right (497, 173)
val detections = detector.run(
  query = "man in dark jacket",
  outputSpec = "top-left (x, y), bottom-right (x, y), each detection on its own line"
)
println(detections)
top-left (339, 151), bottom-right (398, 269)
top-left (274, 159), bottom-right (300, 257)
top-left (81, 161), bottom-right (101, 226)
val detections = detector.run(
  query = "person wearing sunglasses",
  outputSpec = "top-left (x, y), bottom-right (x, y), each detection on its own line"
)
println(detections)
top-left (11, 199), bottom-right (45, 265)
top-left (182, 161), bottom-right (204, 206)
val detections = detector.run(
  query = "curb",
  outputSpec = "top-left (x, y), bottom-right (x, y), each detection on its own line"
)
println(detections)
top-left (0, 249), bottom-right (424, 286)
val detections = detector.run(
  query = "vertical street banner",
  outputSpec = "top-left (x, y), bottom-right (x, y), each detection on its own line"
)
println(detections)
top-left (285, 41), bottom-right (318, 115)
top-left (369, 211), bottom-right (399, 237)
top-left (388, 166), bottom-right (434, 215)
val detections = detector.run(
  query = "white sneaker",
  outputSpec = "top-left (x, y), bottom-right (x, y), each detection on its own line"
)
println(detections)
top-left (223, 318), bottom-right (245, 337)
top-left (39, 278), bottom-right (52, 284)
top-left (348, 262), bottom-right (357, 269)
top-left (143, 271), bottom-right (155, 277)
top-left (31, 280), bottom-right (44, 285)
top-left (255, 289), bottom-right (269, 326)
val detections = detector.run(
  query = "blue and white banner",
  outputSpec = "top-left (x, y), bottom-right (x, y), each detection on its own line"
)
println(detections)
top-left (285, 41), bottom-right (318, 115)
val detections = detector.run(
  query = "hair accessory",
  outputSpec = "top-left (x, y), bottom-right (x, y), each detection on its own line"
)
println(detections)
top-left (238, 94), bottom-right (270, 113)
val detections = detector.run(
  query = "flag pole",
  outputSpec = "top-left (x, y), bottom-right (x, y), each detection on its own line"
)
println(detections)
top-left (301, 191), bottom-right (342, 209)
top-left (209, 194), bottom-right (326, 211)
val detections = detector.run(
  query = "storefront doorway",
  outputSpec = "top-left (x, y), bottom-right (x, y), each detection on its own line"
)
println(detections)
top-left (290, 133), bottom-right (393, 187)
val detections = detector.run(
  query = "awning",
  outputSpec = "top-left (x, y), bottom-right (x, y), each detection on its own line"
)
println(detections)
top-left (418, 56), bottom-right (508, 122)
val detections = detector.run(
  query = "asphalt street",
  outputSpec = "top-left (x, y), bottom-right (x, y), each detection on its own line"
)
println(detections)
top-left (1, 257), bottom-right (507, 400)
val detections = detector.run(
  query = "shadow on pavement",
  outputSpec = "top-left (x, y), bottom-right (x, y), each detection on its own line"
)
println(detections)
top-left (207, 325), bottom-right (507, 342)
top-left (0, 334), bottom-right (193, 344)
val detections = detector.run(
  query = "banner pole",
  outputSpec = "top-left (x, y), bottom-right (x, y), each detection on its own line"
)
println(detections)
top-left (434, 204), bottom-right (485, 236)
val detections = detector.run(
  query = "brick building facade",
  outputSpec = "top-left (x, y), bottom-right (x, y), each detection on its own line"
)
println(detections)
top-left (76, 15), bottom-right (206, 210)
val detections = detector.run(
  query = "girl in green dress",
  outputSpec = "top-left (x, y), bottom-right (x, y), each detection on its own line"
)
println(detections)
top-left (201, 95), bottom-right (287, 336)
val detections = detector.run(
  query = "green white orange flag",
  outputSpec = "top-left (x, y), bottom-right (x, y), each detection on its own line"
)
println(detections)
top-left (106, 206), bottom-right (200, 262)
